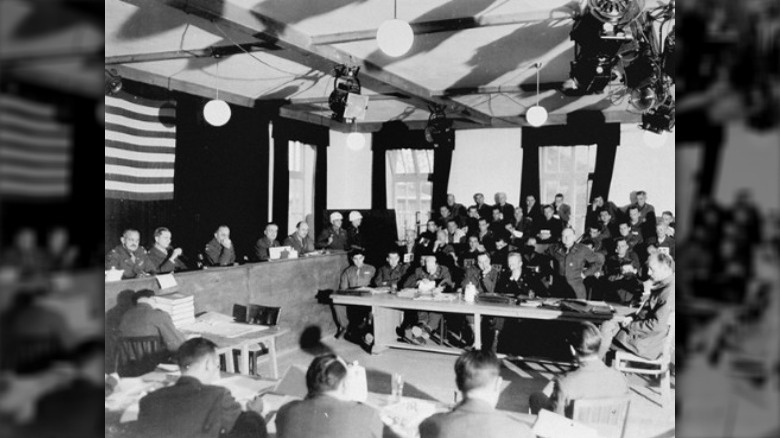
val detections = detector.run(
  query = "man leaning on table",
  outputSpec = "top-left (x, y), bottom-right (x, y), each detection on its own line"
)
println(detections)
top-left (138, 337), bottom-right (268, 438)
top-left (419, 349), bottom-right (533, 438)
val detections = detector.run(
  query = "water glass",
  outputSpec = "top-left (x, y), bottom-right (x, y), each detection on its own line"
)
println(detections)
top-left (391, 373), bottom-right (404, 402)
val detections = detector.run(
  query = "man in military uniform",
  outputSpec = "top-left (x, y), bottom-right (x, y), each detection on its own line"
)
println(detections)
top-left (545, 228), bottom-right (604, 300)
top-left (347, 211), bottom-right (365, 251)
top-left (317, 212), bottom-right (349, 251)
top-left (490, 252), bottom-right (538, 352)
top-left (335, 250), bottom-right (376, 350)
top-left (283, 221), bottom-right (316, 255)
top-left (106, 229), bottom-right (154, 279)
top-left (402, 256), bottom-right (455, 342)
top-left (372, 250), bottom-right (408, 289)
top-left (461, 252), bottom-right (501, 347)
top-left (204, 225), bottom-right (236, 266)
top-left (147, 227), bottom-right (187, 274)
top-left (254, 223), bottom-right (280, 262)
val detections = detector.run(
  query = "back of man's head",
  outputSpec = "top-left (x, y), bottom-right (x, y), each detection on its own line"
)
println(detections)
top-left (570, 322), bottom-right (602, 358)
top-left (306, 353), bottom-right (348, 395)
top-left (132, 289), bottom-right (156, 305)
top-left (455, 349), bottom-right (500, 393)
top-left (177, 337), bottom-right (217, 371)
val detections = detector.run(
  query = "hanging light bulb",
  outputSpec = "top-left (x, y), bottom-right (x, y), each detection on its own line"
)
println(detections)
top-left (525, 63), bottom-right (548, 127)
top-left (204, 57), bottom-right (231, 127)
top-left (377, 1), bottom-right (413, 57)
top-left (642, 129), bottom-right (667, 148)
top-left (346, 131), bottom-right (366, 151)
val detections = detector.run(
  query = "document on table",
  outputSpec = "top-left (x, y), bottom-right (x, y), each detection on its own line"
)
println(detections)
top-left (156, 273), bottom-right (177, 290)
top-left (179, 320), bottom-right (270, 338)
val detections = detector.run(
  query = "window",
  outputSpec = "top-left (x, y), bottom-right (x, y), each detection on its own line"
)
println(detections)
top-left (539, 145), bottom-right (597, 233)
top-left (386, 149), bottom-right (434, 239)
top-left (288, 141), bottom-right (316, 235)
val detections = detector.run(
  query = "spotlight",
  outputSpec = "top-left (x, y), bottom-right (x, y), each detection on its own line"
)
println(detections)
top-left (424, 105), bottom-right (452, 146)
top-left (640, 97), bottom-right (675, 134)
top-left (588, 0), bottom-right (645, 27)
top-left (105, 69), bottom-right (122, 95)
top-left (328, 65), bottom-right (362, 122)
top-left (629, 86), bottom-right (657, 112)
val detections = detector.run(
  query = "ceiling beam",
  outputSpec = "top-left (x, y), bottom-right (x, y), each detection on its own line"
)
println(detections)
top-left (105, 42), bottom-right (278, 65)
top-left (279, 106), bottom-right (485, 132)
top-left (159, 0), bottom-right (497, 127)
top-left (312, 9), bottom-right (576, 45)
top-left (434, 82), bottom-right (565, 97)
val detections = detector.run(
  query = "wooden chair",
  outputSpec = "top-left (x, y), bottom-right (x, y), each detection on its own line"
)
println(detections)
top-left (115, 336), bottom-right (170, 377)
top-left (613, 312), bottom-right (675, 406)
top-left (237, 305), bottom-right (281, 377)
top-left (571, 395), bottom-right (631, 438)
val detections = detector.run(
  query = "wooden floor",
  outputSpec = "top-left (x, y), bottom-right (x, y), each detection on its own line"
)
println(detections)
top-left (270, 335), bottom-right (676, 438)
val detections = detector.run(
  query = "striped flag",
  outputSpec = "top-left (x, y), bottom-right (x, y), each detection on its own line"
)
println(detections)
top-left (105, 91), bottom-right (176, 201)
top-left (0, 93), bottom-right (71, 198)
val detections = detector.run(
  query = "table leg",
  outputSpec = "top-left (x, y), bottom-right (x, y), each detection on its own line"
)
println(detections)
top-left (269, 337), bottom-right (279, 379)
top-left (473, 313), bottom-right (482, 350)
top-left (224, 349), bottom-right (235, 373)
top-left (372, 306), bottom-right (401, 354)
top-left (239, 344), bottom-right (250, 375)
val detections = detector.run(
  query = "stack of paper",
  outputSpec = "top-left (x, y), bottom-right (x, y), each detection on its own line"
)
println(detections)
top-left (155, 292), bottom-right (195, 327)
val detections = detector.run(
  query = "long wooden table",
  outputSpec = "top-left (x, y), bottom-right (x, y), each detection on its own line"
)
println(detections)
top-left (332, 293), bottom-right (631, 354)
top-left (105, 252), bottom-right (349, 370)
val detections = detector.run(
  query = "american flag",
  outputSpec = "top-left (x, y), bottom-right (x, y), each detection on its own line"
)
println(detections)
top-left (0, 93), bottom-right (71, 198)
top-left (104, 91), bottom-right (176, 201)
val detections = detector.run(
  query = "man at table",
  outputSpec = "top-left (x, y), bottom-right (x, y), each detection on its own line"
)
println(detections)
top-left (105, 228), bottom-right (154, 279)
top-left (372, 250), bottom-right (408, 289)
top-left (402, 255), bottom-right (454, 342)
top-left (529, 322), bottom-right (629, 417)
top-left (204, 225), bottom-right (236, 267)
top-left (276, 353), bottom-right (383, 438)
top-left (117, 289), bottom-right (187, 376)
top-left (460, 252), bottom-right (500, 346)
top-left (335, 250), bottom-right (376, 349)
top-left (598, 252), bottom-right (675, 361)
top-left (419, 349), bottom-right (533, 438)
top-left (253, 223), bottom-right (280, 262)
top-left (283, 221), bottom-right (316, 255)
top-left (317, 212), bottom-right (350, 251)
top-left (147, 227), bottom-right (187, 274)
top-left (138, 337), bottom-right (267, 438)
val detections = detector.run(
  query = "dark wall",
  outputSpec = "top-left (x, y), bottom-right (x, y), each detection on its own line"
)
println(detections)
top-left (104, 81), bottom-right (272, 261)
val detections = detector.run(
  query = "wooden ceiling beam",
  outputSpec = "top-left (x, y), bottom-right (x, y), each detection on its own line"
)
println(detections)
top-left (160, 0), bottom-right (497, 127)
top-left (311, 9), bottom-right (576, 45)
top-left (105, 42), bottom-right (278, 65)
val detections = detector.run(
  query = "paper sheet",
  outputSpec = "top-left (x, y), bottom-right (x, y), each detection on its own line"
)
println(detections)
top-left (156, 273), bottom-right (178, 290)
top-left (105, 268), bottom-right (123, 282)
top-left (532, 409), bottom-right (598, 438)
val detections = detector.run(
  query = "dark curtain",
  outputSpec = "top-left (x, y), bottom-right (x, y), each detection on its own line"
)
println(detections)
top-left (271, 118), bottom-right (329, 237)
top-left (314, 143), bottom-right (328, 237)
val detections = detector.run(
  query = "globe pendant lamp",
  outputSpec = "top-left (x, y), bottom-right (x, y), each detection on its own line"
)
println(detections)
top-left (204, 58), bottom-right (231, 127)
top-left (346, 131), bottom-right (366, 151)
top-left (377, 0), bottom-right (413, 57)
top-left (526, 63), bottom-right (548, 127)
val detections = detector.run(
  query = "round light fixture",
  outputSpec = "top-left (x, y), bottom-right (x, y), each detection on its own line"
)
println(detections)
top-left (526, 105), bottom-right (548, 127)
top-left (377, 19), bottom-right (414, 57)
top-left (642, 129), bottom-right (668, 148)
top-left (203, 99), bottom-right (231, 127)
top-left (346, 132), bottom-right (366, 151)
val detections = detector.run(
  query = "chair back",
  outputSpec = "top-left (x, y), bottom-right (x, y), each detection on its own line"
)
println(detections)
top-left (572, 395), bottom-right (631, 438)
top-left (116, 335), bottom-right (168, 377)
top-left (0, 335), bottom-right (63, 373)
top-left (248, 304), bottom-right (281, 326)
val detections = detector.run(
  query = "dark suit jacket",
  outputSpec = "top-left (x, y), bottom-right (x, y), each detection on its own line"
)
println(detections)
top-left (548, 358), bottom-right (630, 417)
top-left (461, 266), bottom-right (500, 293)
top-left (276, 393), bottom-right (383, 438)
top-left (147, 246), bottom-right (187, 274)
top-left (419, 398), bottom-right (533, 438)
top-left (615, 274), bottom-right (675, 359)
top-left (138, 376), bottom-right (247, 438)
top-left (373, 263), bottom-right (409, 288)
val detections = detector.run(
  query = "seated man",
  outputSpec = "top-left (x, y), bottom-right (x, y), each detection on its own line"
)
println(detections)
top-left (616, 221), bottom-right (643, 253)
top-left (490, 233), bottom-right (515, 271)
top-left (402, 255), bottom-right (454, 342)
top-left (106, 229), bottom-right (154, 279)
top-left (147, 227), bottom-right (187, 274)
top-left (603, 238), bottom-right (642, 304)
top-left (521, 237), bottom-right (553, 295)
top-left (534, 204), bottom-right (564, 244)
top-left (458, 235), bottom-right (481, 269)
top-left (475, 218), bottom-right (496, 253)
top-left (461, 252), bottom-right (500, 347)
top-left (276, 354), bottom-right (383, 438)
top-left (204, 225), bottom-right (236, 267)
top-left (419, 350), bottom-right (533, 438)
top-left (335, 251), bottom-right (376, 349)
top-left (372, 250), bottom-right (408, 289)
top-left (529, 322), bottom-right (629, 417)
top-left (489, 252), bottom-right (538, 352)
top-left (138, 337), bottom-right (267, 438)
top-left (254, 223), bottom-right (280, 262)
top-left (599, 252), bottom-right (675, 360)
top-left (488, 207), bottom-right (508, 236)
top-left (117, 289), bottom-right (187, 376)
top-left (283, 221), bottom-right (316, 255)
top-left (646, 223), bottom-right (675, 259)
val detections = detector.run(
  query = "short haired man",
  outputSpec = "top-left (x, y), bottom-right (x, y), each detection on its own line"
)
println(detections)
top-left (470, 193), bottom-right (493, 221)
top-left (106, 229), bottom-right (155, 279)
top-left (545, 228), bottom-right (604, 300)
top-left (552, 193), bottom-right (571, 226)
top-left (117, 289), bottom-right (187, 376)
top-left (476, 218), bottom-right (496, 253)
top-left (459, 235), bottom-right (481, 269)
top-left (661, 211), bottom-right (675, 236)
top-left (283, 221), bottom-right (316, 255)
top-left (617, 221), bottom-right (643, 252)
top-left (523, 194), bottom-right (543, 224)
top-left (138, 337), bottom-right (267, 438)
top-left (147, 227), bottom-right (187, 274)
top-left (492, 192), bottom-right (515, 225)
top-left (529, 322), bottom-right (629, 417)
top-left (204, 225), bottom-right (236, 266)
top-left (402, 255), bottom-right (454, 340)
top-left (446, 193), bottom-right (467, 223)
top-left (276, 354), bottom-right (383, 438)
top-left (599, 252), bottom-right (675, 360)
top-left (490, 251), bottom-right (537, 352)
top-left (445, 219), bottom-right (467, 249)
top-left (535, 204), bottom-right (563, 244)
top-left (419, 350), bottom-right (533, 438)
top-left (335, 251), bottom-right (376, 349)
top-left (254, 223), bottom-right (280, 262)
top-left (604, 238), bottom-right (642, 304)
top-left (372, 250), bottom-right (408, 289)
top-left (317, 212), bottom-right (349, 251)
top-left (632, 190), bottom-right (656, 226)
top-left (461, 252), bottom-right (499, 294)
top-left (521, 236), bottom-right (553, 294)
top-left (646, 223), bottom-right (675, 259)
